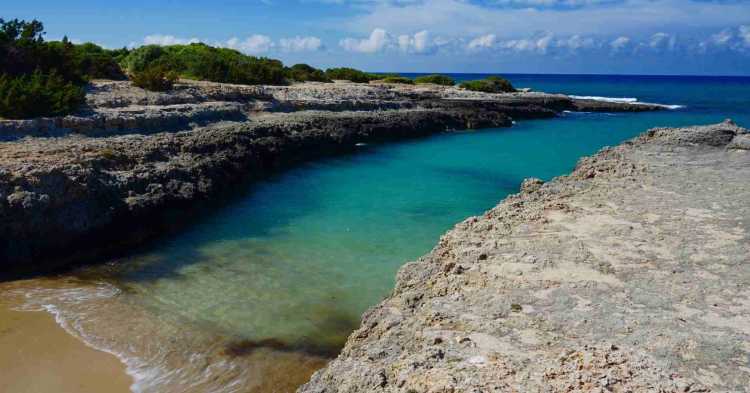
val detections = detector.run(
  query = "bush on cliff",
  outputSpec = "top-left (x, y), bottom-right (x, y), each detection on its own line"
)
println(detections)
top-left (286, 63), bottom-right (331, 83)
top-left (377, 76), bottom-right (414, 85)
top-left (121, 43), bottom-right (288, 85)
top-left (1, 19), bottom-right (125, 82)
top-left (324, 67), bottom-right (379, 83)
top-left (459, 76), bottom-right (516, 93)
top-left (131, 65), bottom-right (179, 92)
top-left (0, 70), bottom-right (85, 119)
top-left (414, 74), bottom-right (455, 86)
top-left (0, 18), bottom-right (125, 118)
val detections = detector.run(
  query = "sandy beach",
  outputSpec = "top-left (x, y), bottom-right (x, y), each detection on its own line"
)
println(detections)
top-left (0, 303), bottom-right (132, 393)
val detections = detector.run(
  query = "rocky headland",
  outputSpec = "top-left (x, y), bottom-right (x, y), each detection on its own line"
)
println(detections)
top-left (0, 80), bottom-right (664, 275)
top-left (299, 120), bottom-right (750, 393)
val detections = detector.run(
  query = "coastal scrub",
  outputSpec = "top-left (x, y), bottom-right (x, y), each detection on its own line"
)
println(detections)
top-left (378, 76), bottom-right (414, 85)
top-left (460, 76), bottom-right (516, 93)
top-left (121, 43), bottom-right (288, 85)
top-left (325, 67), bottom-right (379, 83)
top-left (414, 74), bottom-right (455, 86)
top-left (0, 19), bottom-right (122, 118)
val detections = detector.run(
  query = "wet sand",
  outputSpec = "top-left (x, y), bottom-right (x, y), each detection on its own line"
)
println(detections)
top-left (0, 304), bottom-right (132, 393)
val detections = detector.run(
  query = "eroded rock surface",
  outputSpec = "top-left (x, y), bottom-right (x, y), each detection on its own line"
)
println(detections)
top-left (0, 80), bottom-right (665, 274)
top-left (300, 120), bottom-right (750, 393)
top-left (0, 80), bottom-right (663, 140)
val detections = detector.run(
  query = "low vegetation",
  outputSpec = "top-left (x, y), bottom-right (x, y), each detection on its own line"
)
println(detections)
top-left (131, 65), bottom-right (179, 91)
top-left (121, 43), bottom-right (289, 86)
top-left (286, 63), bottom-right (331, 83)
top-left (459, 76), bottom-right (516, 93)
top-left (0, 18), bottom-right (126, 118)
top-left (378, 76), bottom-right (414, 85)
top-left (0, 18), bottom-right (486, 118)
top-left (414, 74), bottom-right (455, 86)
top-left (0, 70), bottom-right (84, 118)
top-left (325, 67), bottom-right (380, 83)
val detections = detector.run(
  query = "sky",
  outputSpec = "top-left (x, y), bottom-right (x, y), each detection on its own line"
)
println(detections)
top-left (4, 0), bottom-right (750, 75)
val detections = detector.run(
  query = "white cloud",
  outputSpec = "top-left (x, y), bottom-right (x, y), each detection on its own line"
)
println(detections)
top-left (646, 32), bottom-right (677, 52)
top-left (143, 34), bottom-right (200, 46)
top-left (340, 28), bottom-right (391, 53)
top-left (397, 30), bottom-right (436, 54)
top-left (340, 0), bottom-right (750, 43)
top-left (279, 36), bottom-right (324, 52)
top-left (467, 34), bottom-right (496, 50)
top-left (224, 35), bottom-right (275, 54)
top-left (562, 34), bottom-right (596, 51)
top-left (698, 25), bottom-right (750, 54)
top-left (609, 36), bottom-right (630, 51)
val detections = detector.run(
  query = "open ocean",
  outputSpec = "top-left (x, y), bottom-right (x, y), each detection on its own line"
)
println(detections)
top-left (2, 73), bottom-right (749, 392)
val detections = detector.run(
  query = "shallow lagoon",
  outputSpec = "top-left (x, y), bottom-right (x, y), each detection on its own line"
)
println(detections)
top-left (3, 74), bottom-right (749, 392)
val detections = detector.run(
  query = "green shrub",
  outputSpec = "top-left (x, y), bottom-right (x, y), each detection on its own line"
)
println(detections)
top-left (121, 43), bottom-right (288, 85)
top-left (69, 42), bottom-right (127, 80)
top-left (1, 19), bottom-right (125, 82)
top-left (378, 76), bottom-right (414, 85)
top-left (286, 63), bottom-right (331, 83)
top-left (131, 66), bottom-right (179, 91)
top-left (459, 76), bottom-right (516, 93)
top-left (0, 19), bottom-right (126, 118)
top-left (0, 70), bottom-right (85, 119)
top-left (325, 67), bottom-right (379, 83)
top-left (414, 74), bottom-right (455, 86)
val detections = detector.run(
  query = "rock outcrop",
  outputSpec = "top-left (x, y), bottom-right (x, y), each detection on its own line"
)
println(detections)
top-left (299, 120), bottom-right (750, 393)
top-left (0, 80), bottom-right (665, 275)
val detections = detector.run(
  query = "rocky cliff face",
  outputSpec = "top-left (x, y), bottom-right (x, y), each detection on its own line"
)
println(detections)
top-left (299, 121), bottom-right (750, 393)
top-left (0, 80), bottom-right (664, 275)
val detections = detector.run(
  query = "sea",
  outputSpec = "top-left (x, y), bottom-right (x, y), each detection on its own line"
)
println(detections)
top-left (1, 73), bottom-right (749, 392)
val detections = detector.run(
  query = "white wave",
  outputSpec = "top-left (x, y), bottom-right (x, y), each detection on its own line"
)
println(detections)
top-left (570, 95), bottom-right (638, 103)
top-left (570, 95), bottom-right (685, 110)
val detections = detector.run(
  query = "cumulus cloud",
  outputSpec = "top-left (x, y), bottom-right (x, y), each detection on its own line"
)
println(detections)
top-left (340, 28), bottom-right (391, 53)
top-left (340, 28), bottom-right (447, 54)
top-left (397, 30), bottom-right (436, 54)
top-left (279, 36), bottom-right (324, 52)
top-left (467, 34), bottom-right (496, 50)
top-left (645, 32), bottom-right (677, 52)
top-left (224, 35), bottom-right (275, 54)
top-left (467, 32), bottom-right (598, 55)
top-left (341, 0), bottom-right (750, 43)
top-left (609, 36), bottom-right (630, 52)
top-left (143, 34), bottom-right (200, 46)
top-left (699, 25), bottom-right (750, 53)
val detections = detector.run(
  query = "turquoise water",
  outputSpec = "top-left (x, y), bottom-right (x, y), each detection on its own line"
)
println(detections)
top-left (7, 74), bottom-right (749, 391)
top-left (115, 75), bottom-right (749, 349)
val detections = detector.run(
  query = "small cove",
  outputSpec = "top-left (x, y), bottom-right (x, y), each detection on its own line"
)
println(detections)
top-left (2, 74), bottom-right (749, 392)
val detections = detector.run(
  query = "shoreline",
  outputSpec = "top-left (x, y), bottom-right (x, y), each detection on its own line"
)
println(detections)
top-left (0, 80), bottom-right (666, 276)
top-left (0, 301), bottom-right (133, 393)
top-left (300, 120), bottom-right (750, 392)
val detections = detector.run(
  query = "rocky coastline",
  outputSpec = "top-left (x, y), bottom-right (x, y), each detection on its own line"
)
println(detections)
top-left (299, 120), bottom-right (750, 392)
top-left (0, 80), bottom-right (663, 276)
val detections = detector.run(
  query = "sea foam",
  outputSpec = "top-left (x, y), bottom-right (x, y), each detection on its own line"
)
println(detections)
top-left (570, 95), bottom-right (685, 110)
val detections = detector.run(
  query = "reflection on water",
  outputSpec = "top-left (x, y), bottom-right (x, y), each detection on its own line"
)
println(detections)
top-left (3, 74), bottom-right (749, 392)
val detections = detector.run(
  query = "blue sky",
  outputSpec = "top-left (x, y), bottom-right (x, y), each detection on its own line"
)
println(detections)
top-left (4, 0), bottom-right (750, 75)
